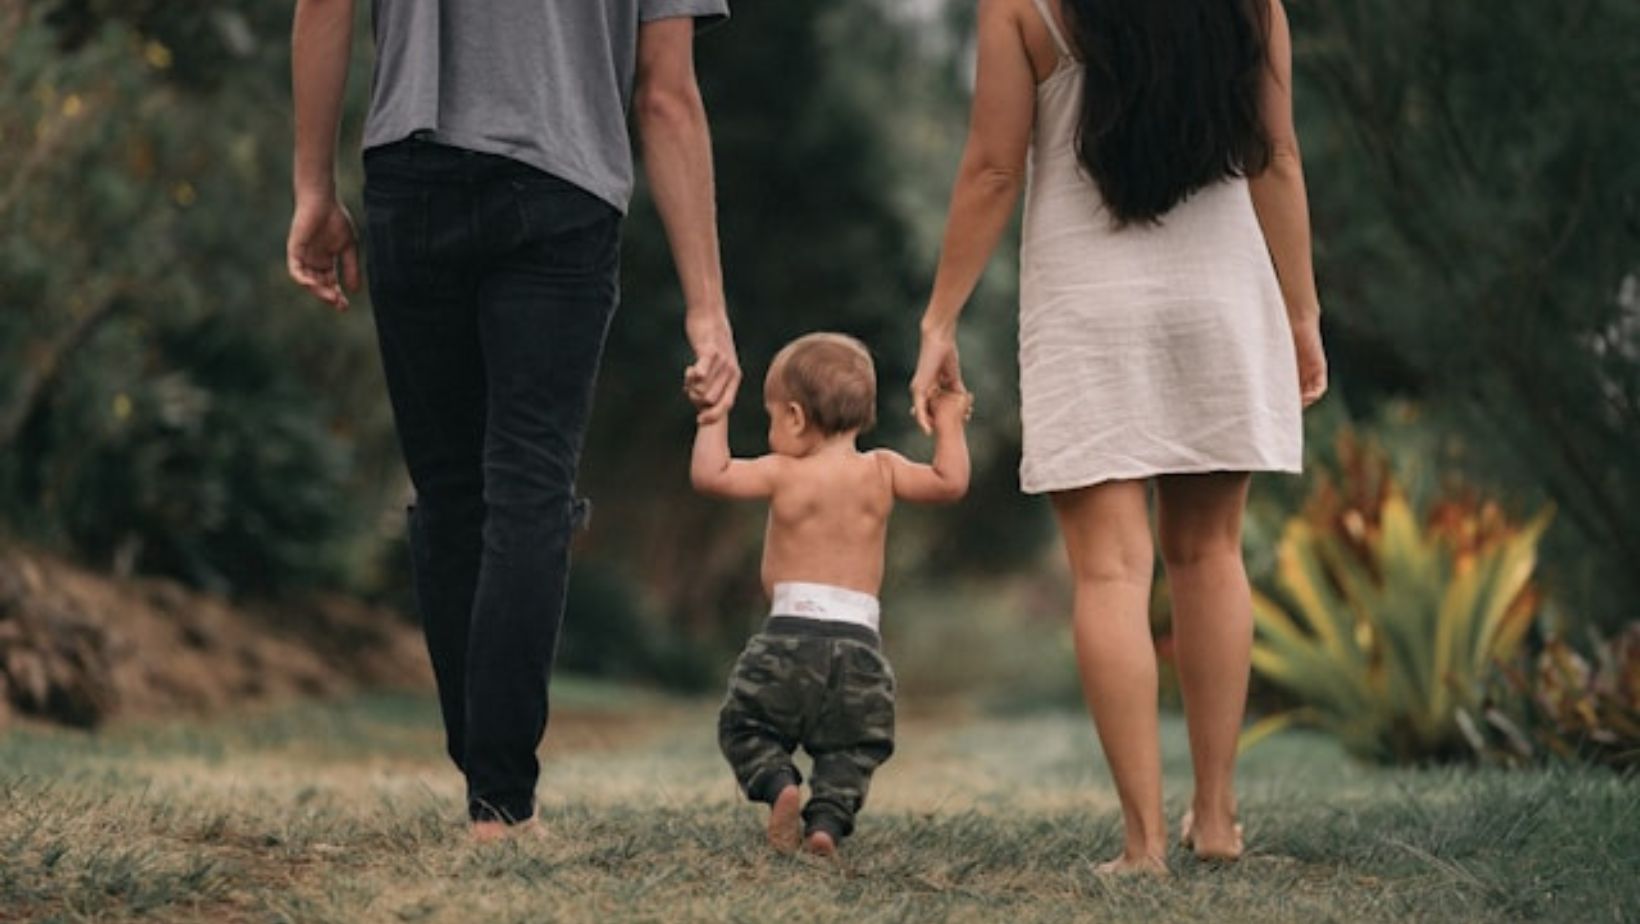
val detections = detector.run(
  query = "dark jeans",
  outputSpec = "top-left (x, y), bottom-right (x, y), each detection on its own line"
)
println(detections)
top-left (363, 138), bottom-right (621, 823)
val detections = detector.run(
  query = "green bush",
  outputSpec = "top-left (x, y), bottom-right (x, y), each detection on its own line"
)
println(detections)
top-left (34, 318), bottom-right (359, 593)
top-left (0, 6), bottom-right (395, 595)
top-left (1465, 625), bottom-right (1640, 771)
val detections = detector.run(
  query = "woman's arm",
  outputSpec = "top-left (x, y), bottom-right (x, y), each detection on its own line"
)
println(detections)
top-left (1248, 0), bottom-right (1328, 405)
top-left (911, 0), bottom-right (1037, 432)
top-left (923, 0), bottom-right (1037, 331)
top-left (1248, 0), bottom-right (1319, 325)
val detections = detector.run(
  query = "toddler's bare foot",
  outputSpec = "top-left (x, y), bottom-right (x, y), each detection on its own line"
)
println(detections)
top-left (767, 786), bottom-right (802, 854)
top-left (804, 829), bottom-right (837, 858)
top-left (1093, 853), bottom-right (1169, 877)
top-left (1179, 809), bottom-right (1243, 862)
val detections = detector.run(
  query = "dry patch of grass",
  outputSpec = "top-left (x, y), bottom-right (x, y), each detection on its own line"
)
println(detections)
top-left (2, 683), bottom-right (1636, 923)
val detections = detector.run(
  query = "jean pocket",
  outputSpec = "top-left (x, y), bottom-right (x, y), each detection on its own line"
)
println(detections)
top-left (363, 181), bottom-right (429, 291)
top-left (511, 178), bottom-right (621, 274)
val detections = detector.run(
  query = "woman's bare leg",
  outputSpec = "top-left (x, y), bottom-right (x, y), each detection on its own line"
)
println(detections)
top-left (1156, 471), bottom-right (1253, 860)
top-left (1051, 481), bottom-right (1167, 873)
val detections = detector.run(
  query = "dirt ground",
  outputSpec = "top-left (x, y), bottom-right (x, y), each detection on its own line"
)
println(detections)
top-left (0, 544), bottom-right (430, 727)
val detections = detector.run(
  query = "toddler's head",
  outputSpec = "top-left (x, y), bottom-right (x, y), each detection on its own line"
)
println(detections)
top-left (764, 333), bottom-right (876, 453)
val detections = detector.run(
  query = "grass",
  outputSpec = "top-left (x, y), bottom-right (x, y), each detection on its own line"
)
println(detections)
top-left (1, 681), bottom-right (1636, 923)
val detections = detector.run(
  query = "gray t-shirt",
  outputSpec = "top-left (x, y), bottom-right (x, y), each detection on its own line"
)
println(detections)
top-left (362, 0), bottom-right (729, 213)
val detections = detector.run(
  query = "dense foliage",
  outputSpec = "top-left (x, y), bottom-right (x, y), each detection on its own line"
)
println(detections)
top-left (0, 3), bottom-right (393, 593)
top-left (1292, 0), bottom-right (1640, 631)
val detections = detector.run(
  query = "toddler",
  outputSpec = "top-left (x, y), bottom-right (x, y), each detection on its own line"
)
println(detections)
top-left (688, 332), bottom-right (972, 856)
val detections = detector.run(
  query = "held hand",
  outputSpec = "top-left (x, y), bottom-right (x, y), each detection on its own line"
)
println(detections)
top-left (684, 310), bottom-right (742, 424)
top-left (1293, 314), bottom-right (1328, 408)
top-left (930, 386), bottom-right (975, 430)
top-left (909, 325), bottom-right (964, 435)
top-left (287, 195), bottom-right (361, 311)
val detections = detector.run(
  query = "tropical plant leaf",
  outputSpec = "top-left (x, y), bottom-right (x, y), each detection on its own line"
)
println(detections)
top-left (1250, 440), bottom-right (1550, 764)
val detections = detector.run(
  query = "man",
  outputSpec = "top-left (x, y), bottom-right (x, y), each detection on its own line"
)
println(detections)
top-left (286, 0), bottom-right (739, 840)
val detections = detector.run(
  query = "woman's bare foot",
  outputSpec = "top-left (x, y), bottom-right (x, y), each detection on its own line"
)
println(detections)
top-left (767, 786), bottom-right (803, 854)
top-left (1179, 809), bottom-right (1243, 862)
top-left (1093, 853), bottom-right (1169, 877)
top-left (804, 830), bottom-right (837, 858)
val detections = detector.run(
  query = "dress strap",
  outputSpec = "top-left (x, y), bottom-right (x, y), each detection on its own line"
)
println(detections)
top-left (1029, 0), bottom-right (1076, 60)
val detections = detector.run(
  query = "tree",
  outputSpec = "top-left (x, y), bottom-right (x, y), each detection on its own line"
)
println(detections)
top-left (0, 2), bottom-right (395, 593)
top-left (1291, 0), bottom-right (1640, 629)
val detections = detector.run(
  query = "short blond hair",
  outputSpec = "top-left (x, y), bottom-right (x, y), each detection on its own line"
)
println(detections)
top-left (766, 333), bottom-right (877, 435)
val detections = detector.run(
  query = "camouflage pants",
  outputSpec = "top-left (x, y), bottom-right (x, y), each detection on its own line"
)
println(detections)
top-left (718, 617), bottom-right (896, 840)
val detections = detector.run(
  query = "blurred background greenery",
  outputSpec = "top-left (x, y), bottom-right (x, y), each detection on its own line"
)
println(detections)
top-left (1, 0), bottom-right (1636, 768)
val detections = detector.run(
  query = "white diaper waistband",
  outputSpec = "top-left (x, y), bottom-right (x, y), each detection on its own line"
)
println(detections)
top-left (770, 582), bottom-right (881, 633)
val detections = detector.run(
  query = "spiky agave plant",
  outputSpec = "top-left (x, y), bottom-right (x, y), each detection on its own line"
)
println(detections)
top-left (1243, 442), bottom-right (1552, 763)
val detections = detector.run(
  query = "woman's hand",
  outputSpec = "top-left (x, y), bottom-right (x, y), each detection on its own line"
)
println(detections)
top-left (910, 322), bottom-right (965, 435)
top-left (1293, 314), bottom-right (1328, 408)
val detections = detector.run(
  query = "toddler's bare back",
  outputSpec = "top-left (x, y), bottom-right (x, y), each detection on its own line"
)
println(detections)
top-left (761, 449), bottom-right (894, 597)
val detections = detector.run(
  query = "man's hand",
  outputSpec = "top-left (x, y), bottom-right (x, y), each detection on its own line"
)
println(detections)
top-left (683, 310), bottom-right (741, 424)
top-left (287, 195), bottom-right (361, 311)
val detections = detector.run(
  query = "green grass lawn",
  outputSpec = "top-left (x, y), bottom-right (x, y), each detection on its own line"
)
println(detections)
top-left (1, 683), bottom-right (1635, 923)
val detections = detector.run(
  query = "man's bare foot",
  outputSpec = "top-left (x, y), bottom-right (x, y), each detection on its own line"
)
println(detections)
top-left (470, 820), bottom-right (510, 844)
top-left (804, 830), bottom-right (837, 858)
top-left (767, 786), bottom-right (802, 854)
top-left (469, 818), bottom-right (546, 844)
top-left (1093, 853), bottom-right (1169, 877)
top-left (1179, 810), bottom-right (1243, 862)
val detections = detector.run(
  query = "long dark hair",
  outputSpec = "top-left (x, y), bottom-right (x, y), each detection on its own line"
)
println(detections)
top-left (1063, 0), bottom-right (1272, 227)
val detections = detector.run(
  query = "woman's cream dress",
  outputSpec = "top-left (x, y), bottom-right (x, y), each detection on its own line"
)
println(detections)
top-left (1018, 0), bottom-right (1302, 493)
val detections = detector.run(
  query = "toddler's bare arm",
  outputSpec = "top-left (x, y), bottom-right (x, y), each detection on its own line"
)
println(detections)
top-left (879, 390), bottom-right (972, 504)
top-left (691, 416), bottom-right (783, 499)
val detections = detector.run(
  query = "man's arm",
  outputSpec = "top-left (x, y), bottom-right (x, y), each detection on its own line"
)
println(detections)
top-left (288, 0), bottom-right (361, 310)
top-left (636, 18), bottom-right (741, 424)
top-left (691, 417), bottom-right (782, 499)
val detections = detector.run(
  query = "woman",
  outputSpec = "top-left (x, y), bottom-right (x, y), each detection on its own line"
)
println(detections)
top-left (911, 0), bottom-right (1327, 873)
